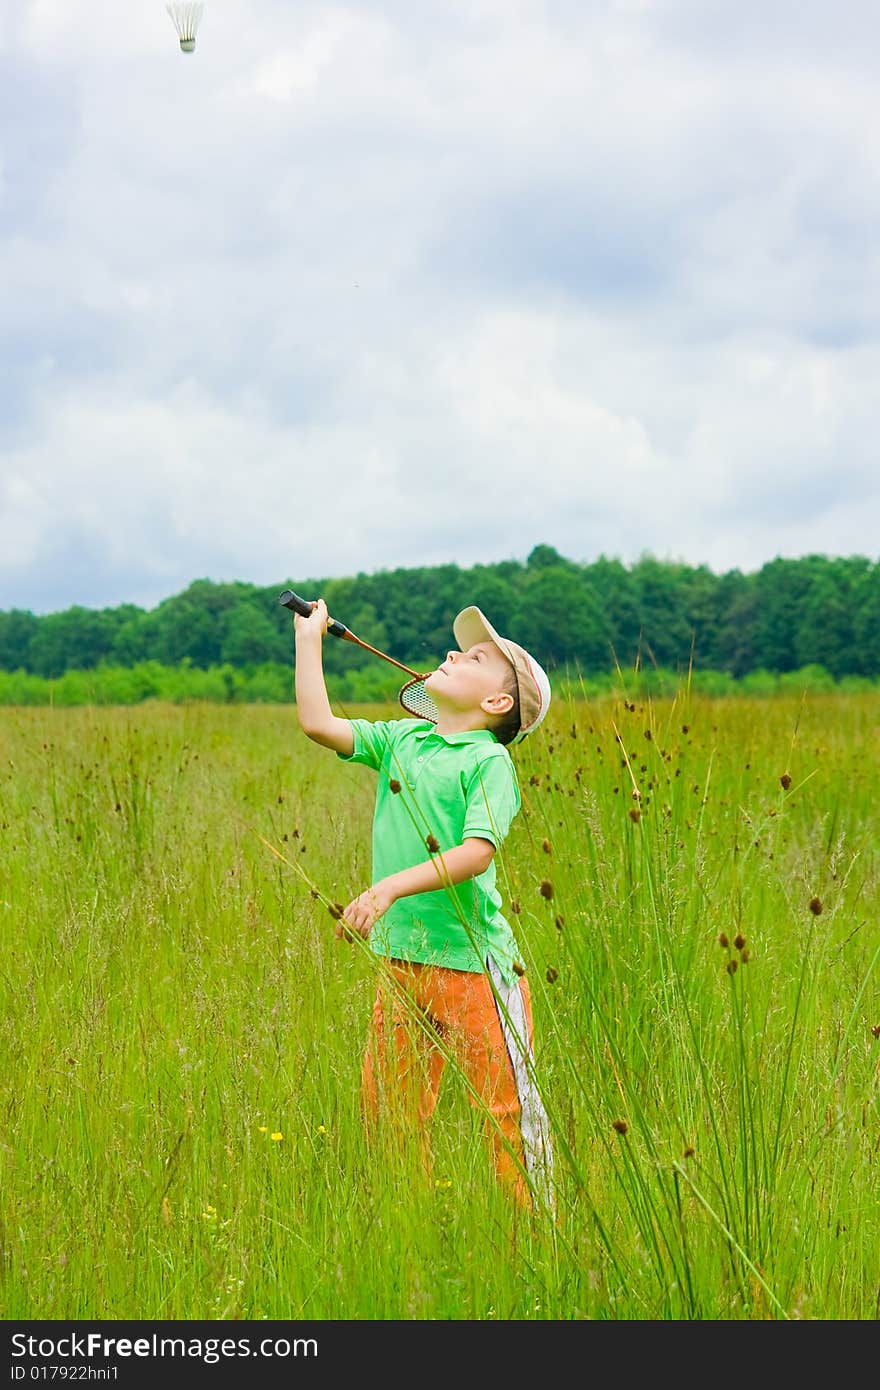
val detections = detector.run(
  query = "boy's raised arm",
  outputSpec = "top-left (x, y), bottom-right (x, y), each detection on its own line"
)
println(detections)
top-left (293, 599), bottom-right (354, 755)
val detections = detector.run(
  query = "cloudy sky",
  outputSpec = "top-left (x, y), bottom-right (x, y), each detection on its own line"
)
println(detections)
top-left (2, 0), bottom-right (878, 614)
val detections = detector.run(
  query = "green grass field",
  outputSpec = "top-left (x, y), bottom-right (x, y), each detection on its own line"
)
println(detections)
top-left (2, 687), bottom-right (878, 1320)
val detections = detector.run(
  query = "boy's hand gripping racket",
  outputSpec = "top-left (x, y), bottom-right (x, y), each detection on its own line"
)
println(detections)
top-left (279, 589), bottom-right (439, 722)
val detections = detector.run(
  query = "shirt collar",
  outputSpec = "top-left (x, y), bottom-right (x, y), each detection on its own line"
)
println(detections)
top-left (413, 725), bottom-right (499, 747)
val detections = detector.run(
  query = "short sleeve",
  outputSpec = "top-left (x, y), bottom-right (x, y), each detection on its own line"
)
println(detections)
top-left (336, 718), bottom-right (399, 771)
top-left (462, 750), bottom-right (521, 849)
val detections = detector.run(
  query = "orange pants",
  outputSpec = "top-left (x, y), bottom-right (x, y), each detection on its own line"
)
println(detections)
top-left (361, 958), bottom-right (554, 1210)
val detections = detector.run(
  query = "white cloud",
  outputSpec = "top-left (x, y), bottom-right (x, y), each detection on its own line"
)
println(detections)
top-left (4, 302), bottom-right (876, 609)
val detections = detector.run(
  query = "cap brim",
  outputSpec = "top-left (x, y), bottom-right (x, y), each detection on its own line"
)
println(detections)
top-left (453, 606), bottom-right (508, 660)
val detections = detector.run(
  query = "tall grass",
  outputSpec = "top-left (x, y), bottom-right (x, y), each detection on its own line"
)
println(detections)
top-left (1, 689), bottom-right (877, 1320)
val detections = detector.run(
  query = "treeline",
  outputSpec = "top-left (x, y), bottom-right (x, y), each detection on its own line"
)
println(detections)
top-left (2, 546), bottom-right (880, 682)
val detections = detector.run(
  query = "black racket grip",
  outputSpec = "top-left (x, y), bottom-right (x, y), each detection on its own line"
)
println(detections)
top-left (278, 588), bottom-right (312, 618)
top-left (278, 590), bottom-right (348, 639)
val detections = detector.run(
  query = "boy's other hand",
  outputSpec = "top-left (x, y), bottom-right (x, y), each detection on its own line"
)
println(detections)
top-left (337, 882), bottom-right (394, 941)
top-left (294, 597), bottom-right (329, 639)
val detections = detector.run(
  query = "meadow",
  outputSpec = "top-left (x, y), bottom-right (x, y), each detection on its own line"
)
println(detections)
top-left (1, 685), bottom-right (878, 1321)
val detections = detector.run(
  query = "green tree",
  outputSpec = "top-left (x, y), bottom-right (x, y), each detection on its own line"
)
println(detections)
top-left (852, 563), bottom-right (880, 676)
top-left (631, 555), bottom-right (695, 668)
top-left (514, 566), bottom-right (611, 670)
top-left (27, 606), bottom-right (122, 677)
top-left (458, 566), bottom-right (521, 637)
top-left (714, 572), bottom-right (759, 677)
top-left (355, 565), bottom-right (468, 670)
top-left (221, 602), bottom-right (288, 666)
top-left (526, 543), bottom-right (574, 571)
top-left (794, 558), bottom-right (865, 678)
top-left (751, 557), bottom-right (824, 671)
top-left (587, 557), bottom-right (641, 668)
top-left (111, 611), bottom-right (162, 666)
top-left (0, 610), bottom-right (38, 671)
top-left (149, 580), bottom-right (261, 668)
top-left (681, 564), bottom-right (725, 669)
top-left (153, 600), bottom-right (221, 667)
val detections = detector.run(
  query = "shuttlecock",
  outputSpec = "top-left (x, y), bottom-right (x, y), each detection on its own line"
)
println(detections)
top-left (166, 2), bottom-right (204, 53)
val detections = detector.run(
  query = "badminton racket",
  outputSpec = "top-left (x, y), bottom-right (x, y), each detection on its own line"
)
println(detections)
top-left (278, 588), bottom-right (439, 721)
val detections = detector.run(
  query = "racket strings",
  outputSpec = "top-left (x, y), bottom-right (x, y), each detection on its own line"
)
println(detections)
top-left (398, 676), bottom-right (440, 724)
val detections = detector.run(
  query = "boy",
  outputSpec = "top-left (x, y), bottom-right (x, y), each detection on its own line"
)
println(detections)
top-left (293, 598), bottom-right (554, 1210)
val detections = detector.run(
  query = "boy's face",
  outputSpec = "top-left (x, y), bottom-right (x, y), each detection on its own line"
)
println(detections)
top-left (424, 641), bottom-right (515, 722)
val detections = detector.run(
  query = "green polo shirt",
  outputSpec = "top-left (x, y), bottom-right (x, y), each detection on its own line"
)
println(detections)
top-left (339, 718), bottom-right (523, 985)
